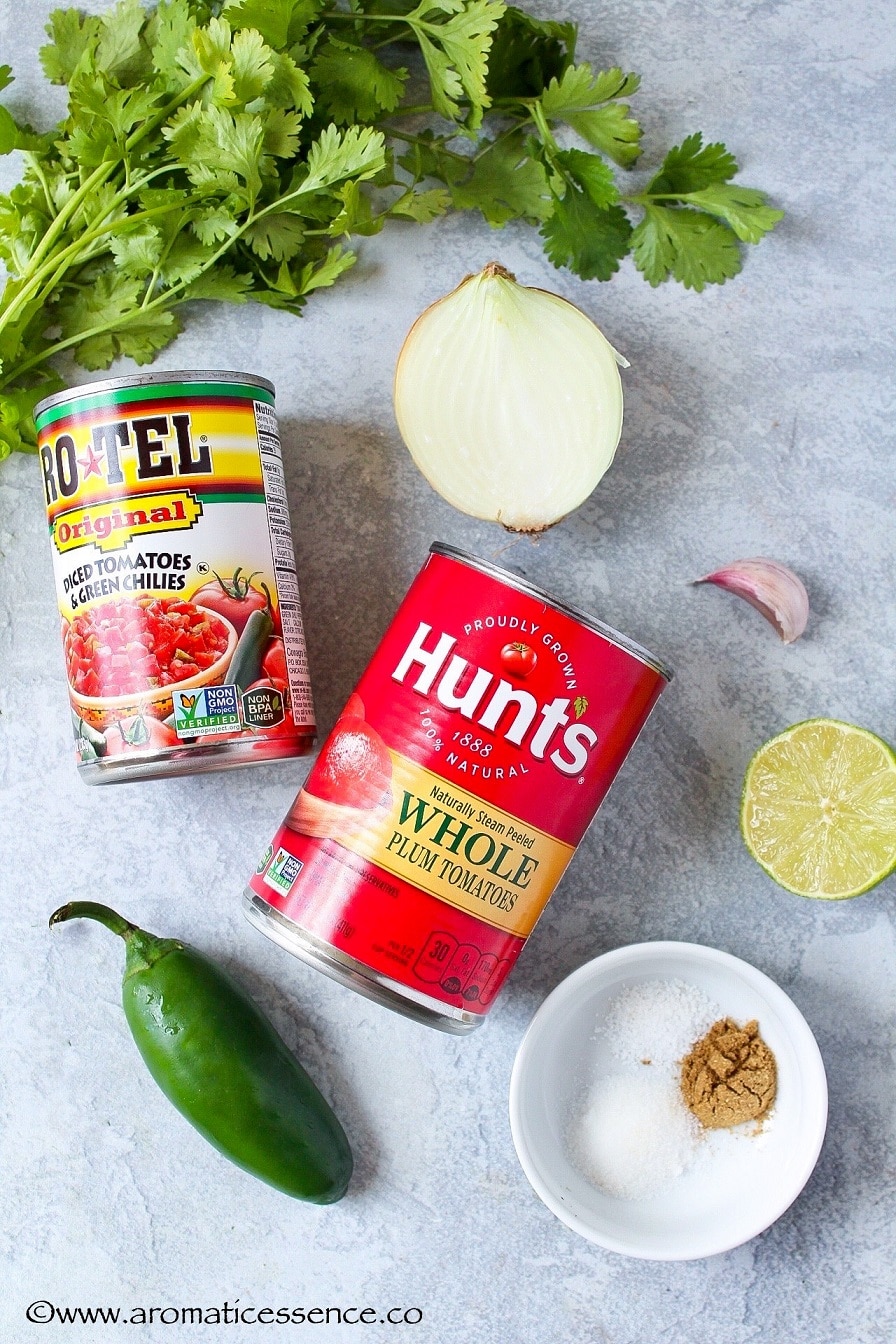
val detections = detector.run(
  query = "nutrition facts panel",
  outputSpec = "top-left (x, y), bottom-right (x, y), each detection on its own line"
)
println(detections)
top-left (255, 401), bottom-right (315, 728)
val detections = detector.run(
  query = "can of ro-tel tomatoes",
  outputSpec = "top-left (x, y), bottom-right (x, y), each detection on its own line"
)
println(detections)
top-left (245, 544), bottom-right (671, 1033)
top-left (34, 371), bottom-right (315, 783)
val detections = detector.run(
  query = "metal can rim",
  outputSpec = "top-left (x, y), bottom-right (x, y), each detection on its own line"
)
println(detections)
top-left (34, 369), bottom-right (275, 422)
top-left (429, 542), bottom-right (673, 682)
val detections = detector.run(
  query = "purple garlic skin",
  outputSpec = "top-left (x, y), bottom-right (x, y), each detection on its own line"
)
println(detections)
top-left (695, 558), bottom-right (809, 643)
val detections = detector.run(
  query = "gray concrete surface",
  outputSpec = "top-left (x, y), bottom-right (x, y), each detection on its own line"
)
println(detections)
top-left (0, 1), bottom-right (893, 1341)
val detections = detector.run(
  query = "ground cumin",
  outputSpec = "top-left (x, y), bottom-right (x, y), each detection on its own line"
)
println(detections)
top-left (680, 1018), bottom-right (777, 1129)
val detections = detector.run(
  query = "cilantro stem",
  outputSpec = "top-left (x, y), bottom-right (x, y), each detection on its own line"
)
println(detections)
top-left (530, 102), bottom-right (559, 153)
top-left (8, 135), bottom-right (395, 384)
top-left (320, 11), bottom-right (414, 23)
top-left (387, 128), bottom-right (469, 163)
top-left (21, 161), bottom-right (116, 282)
top-left (0, 76), bottom-right (209, 341)
top-left (0, 192), bottom-right (179, 336)
top-left (24, 153), bottom-right (55, 216)
top-left (624, 193), bottom-right (700, 204)
top-left (472, 123), bottom-right (520, 161)
top-left (123, 77), bottom-right (209, 154)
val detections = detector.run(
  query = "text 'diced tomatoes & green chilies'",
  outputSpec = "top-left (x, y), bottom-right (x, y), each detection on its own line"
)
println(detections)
top-left (245, 545), bottom-right (671, 1033)
top-left (34, 371), bottom-right (315, 783)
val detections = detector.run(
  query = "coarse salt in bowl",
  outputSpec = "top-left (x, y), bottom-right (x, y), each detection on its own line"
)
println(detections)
top-left (508, 942), bottom-right (828, 1260)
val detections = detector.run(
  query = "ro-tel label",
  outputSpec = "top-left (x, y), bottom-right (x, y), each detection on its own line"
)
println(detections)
top-left (250, 547), bottom-right (669, 1018)
top-left (35, 376), bottom-right (315, 768)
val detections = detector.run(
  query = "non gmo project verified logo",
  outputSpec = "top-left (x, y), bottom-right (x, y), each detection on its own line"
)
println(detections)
top-left (172, 684), bottom-right (240, 738)
top-left (263, 848), bottom-right (303, 895)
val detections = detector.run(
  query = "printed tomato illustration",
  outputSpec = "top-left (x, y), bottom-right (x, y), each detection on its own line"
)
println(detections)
top-left (499, 642), bottom-right (537, 679)
top-left (248, 675), bottom-right (289, 697)
top-left (104, 715), bottom-right (180, 755)
top-left (306, 715), bottom-right (392, 810)
top-left (64, 598), bottom-right (231, 697)
top-left (340, 692), bottom-right (366, 720)
top-left (191, 568), bottom-right (273, 635)
top-left (261, 637), bottom-right (287, 683)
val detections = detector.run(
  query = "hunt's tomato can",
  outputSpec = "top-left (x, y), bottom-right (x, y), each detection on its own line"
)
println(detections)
top-left (245, 544), bottom-right (671, 1033)
top-left (34, 371), bottom-right (315, 783)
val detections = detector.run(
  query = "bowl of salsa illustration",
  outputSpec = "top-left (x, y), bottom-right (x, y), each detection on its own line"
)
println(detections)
top-left (66, 596), bottom-right (238, 730)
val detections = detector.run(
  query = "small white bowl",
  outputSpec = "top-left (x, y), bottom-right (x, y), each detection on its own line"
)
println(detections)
top-left (509, 942), bottom-right (827, 1260)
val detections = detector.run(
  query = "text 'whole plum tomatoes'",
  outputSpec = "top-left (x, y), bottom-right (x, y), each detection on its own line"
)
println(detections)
top-left (64, 598), bottom-right (231, 698)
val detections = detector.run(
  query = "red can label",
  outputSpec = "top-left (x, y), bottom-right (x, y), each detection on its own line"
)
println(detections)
top-left (250, 547), bottom-right (668, 1018)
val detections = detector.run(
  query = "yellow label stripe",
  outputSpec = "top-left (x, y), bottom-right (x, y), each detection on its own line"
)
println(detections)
top-left (335, 752), bottom-right (575, 939)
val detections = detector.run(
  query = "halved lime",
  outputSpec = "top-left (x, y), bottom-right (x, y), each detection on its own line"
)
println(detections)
top-left (741, 718), bottom-right (896, 899)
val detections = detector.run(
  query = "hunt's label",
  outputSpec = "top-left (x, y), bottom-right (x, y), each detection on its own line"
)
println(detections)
top-left (250, 546), bottom-right (670, 1020)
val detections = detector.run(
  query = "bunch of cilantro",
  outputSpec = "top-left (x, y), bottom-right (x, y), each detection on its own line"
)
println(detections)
top-left (0, 0), bottom-right (783, 458)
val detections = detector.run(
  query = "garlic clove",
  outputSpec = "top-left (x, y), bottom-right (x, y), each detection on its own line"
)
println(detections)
top-left (694, 558), bottom-right (809, 643)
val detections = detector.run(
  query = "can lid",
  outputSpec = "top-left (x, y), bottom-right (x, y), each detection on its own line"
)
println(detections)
top-left (429, 542), bottom-right (673, 681)
top-left (34, 369), bottom-right (275, 422)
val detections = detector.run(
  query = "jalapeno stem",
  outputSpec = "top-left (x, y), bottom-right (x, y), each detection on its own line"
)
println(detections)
top-left (49, 902), bottom-right (180, 977)
top-left (49, 902), bottom-right (138, 939)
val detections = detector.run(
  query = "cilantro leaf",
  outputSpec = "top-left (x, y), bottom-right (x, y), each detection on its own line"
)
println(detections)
top-left (0, 379), bottom-right (64, 459)
top-left (0, 106), bottom-right (19, 156)
top-left (192, 205), bottom-right (241, 246)
top-left (94, 0), bottom-right (147, 81)
top-left (554, 148), bottom-right (618, 208)
top-left (539, 65), bottom-right (641, 166)
top-left (59, 273), bottom-right (181, 368)
top-left (540, 188), bottom-right (631, 280)
top-left (109, 222), bottom-right (163, 275)
top-left (150, 0), bottom-right (197, 87)
top-left (176, 15), bottom-right (237, 105)
top-left (244, 213), bottom-right (306, 261)
top-left (112, 309), bottom-right (182, 364)
top-left (223, 0), bottom-right (325, 50)
top-left (296, 244), bottom-right (356, 294)
top-left (229, 27), bottom-right (276, 106)
top-left (166, 104), bottom-right (267, 203)
top-left (158, 233), bottom-right (218, 287)
top-left (396, 130), bottom-right (464, 185)
top-left (265, 53), bottom-right (313, 116)
top-left (328, 180), bottom-right (382, 237)
top-left (409, 0), bottom-right (506, 124)
top-left (69, 74), bottom-right (160, 142)
top-left (485, 5), bottom-right (575, 100)
top-left (635, 137), bottom-right (782, 263)
top-left (541, 63), bottom-right (641, 113)
top-left (311, 39), bottom-right (408, 124)
top-left (40, 9), bottom-right (103, 84)
top-left (677, 184), bottom-right (784, 244)
top-left (645, 133), bottom-right (737, 195)
top-left (263, 108), bottom-right (304, 159)
top-left (632, 205), bottom-right (742, 290)
top-left (391, 187), bottom-right (452, 223)
top-left (182, 264), bottom-right (253, 302)
top-left (570, 102), bottom-right (642, 169)
top-left (0, 65), bottom-right (14, 94)
top-left (299, 125), bottom-right (386, 196)
top-left (450, 133), bottom-right (552, 224)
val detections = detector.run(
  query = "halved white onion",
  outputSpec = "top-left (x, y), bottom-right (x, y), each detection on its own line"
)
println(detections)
top-left (393, 263), bottom-right (626, 533)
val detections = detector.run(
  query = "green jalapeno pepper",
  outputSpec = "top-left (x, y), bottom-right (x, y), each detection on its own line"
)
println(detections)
top-left (50, 902), bottom-right (352, 1204)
